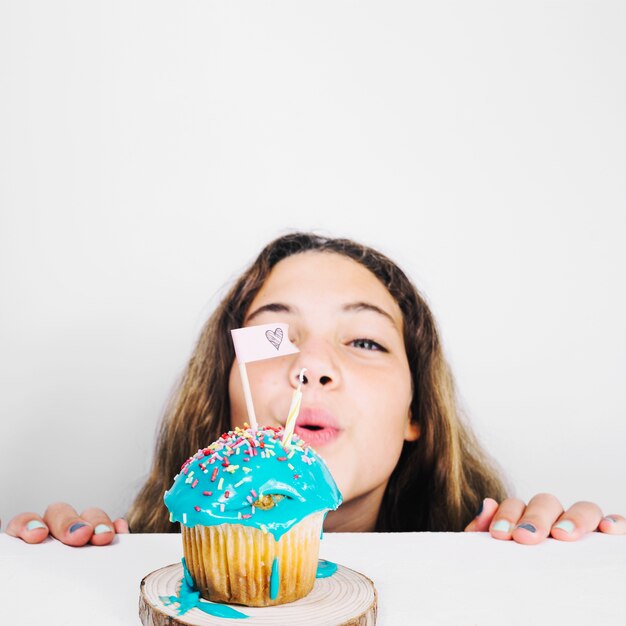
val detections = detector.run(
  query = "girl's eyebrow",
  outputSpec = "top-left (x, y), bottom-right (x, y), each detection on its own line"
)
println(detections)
top-left (342, 302), bottom-right (398, 329)
top-left (245, 301), bottom-right (398, 329)
top-left (245, 302), bottom-right (293, 324)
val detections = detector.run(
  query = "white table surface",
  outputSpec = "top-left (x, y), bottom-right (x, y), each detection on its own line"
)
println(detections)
top-left (1, 531), bottom-right (625, 625)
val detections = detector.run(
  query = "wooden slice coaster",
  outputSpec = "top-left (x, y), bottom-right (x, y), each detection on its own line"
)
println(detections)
top-left (139, 561), bottom-right (377, 625)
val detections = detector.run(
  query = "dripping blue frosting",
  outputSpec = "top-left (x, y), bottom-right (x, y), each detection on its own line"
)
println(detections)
top-left (270, 557), bottom-right (280, 600)
top-left (159, 558), bottom-right (338, 619)
top-left (164, 426), bottom-right (342, 540)
top-left (315, 559), bottom-right (338, 578)
top-left (160, 558), bottom-right (248, 619)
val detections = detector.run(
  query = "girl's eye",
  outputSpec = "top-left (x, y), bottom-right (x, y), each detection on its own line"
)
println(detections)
top-left (350, 338), bottom-right (387, 352)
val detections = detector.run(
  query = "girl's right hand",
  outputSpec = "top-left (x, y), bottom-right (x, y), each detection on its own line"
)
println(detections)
top-left (4, 502), bottom-right (129, 546)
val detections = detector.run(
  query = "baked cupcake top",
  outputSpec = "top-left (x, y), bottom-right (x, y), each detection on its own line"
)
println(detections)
top-left (164, 425), bottom-right (342, 540)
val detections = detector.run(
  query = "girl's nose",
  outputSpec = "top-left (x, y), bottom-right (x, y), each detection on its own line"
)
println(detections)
top-left (289, 341), bottom-right (338, 388)
top-left (296, 371), bottom-right (332, 386)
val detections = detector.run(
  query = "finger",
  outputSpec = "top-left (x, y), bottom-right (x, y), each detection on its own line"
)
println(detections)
top-left (512, 493), bottom-right (563, 545)
top-left (550, 500), bottom-right (603, 541)
top-left (464, 498), bottom-right (499, 532)
top-left (598, 514), bottom-right (626, 535)
top-left (43, 502), bottom-right (93, 547)
top-left (80, 507), bottom-right (117, 546)
top-left (113, 518), bottom-right (130, 534)
top-left (488, 498), bottom-right (527, 540)
top-left (4, 512), bottom-right (50, 544)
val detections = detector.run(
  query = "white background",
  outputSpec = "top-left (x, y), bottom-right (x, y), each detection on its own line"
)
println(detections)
top-left (1, 1), bottom-right (625, 527)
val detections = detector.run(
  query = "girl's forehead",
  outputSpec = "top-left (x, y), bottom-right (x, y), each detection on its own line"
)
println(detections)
top-left (249, 251), bottom-right (403, 323)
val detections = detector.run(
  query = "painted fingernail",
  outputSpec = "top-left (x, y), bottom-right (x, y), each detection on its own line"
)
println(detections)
top-left (554, 520), bottom-right (575, 534)
top-left (603, 516), bottom-right (618, 524)
top-left (492, 520), bottom-right (512, 533)
top-left (69, 522), bottom-right (88, 534)
top-left (94, 524), bottom-right (114, 535)
top-left (26, 520), bottom-right (46, 531)
top-left (475, 499), bottom-right (485, 517)
top-left (517, 522), bottom-right (536, 533)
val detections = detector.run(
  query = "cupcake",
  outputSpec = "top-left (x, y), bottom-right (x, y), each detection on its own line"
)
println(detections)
top-left (164, 425), bottom-right (342, 607)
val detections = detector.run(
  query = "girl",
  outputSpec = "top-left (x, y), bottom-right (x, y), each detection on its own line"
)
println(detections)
top-left (6, 232), bottom-right (624, 545)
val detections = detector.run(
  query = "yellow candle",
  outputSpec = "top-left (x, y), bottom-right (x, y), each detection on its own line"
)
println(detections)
top-left (282, 368), bottom-right (306, 447)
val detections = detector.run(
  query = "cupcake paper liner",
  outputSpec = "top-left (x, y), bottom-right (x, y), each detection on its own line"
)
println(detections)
top-left (182, 511), bottom-right (324, 607)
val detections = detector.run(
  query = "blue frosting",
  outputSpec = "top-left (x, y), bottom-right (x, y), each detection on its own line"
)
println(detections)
top-left (160, 558), bottom-right (248, 619)
top-left (315, 559), bottom-right (338, 578)
top-left (270, 557), bottom-right (280, 600)
top-left (159, 557), bottom-right (338, 619)
top-left (164, 426), bottom-right (342, 540)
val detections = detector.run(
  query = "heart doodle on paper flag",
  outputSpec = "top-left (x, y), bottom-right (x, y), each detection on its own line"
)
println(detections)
top-left (265, 328), bottom-right (283, 350)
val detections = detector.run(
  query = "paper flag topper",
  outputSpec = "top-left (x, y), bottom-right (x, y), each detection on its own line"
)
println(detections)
top-left (230, 323), bottom-right (299, 363)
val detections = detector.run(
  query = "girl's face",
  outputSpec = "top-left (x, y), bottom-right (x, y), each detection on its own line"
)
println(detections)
top-left (228, 251), bottom-right (419, 523)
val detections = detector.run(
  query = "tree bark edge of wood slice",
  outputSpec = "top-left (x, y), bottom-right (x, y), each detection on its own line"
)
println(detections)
top-left (139, 561), bottom-right (377, 625)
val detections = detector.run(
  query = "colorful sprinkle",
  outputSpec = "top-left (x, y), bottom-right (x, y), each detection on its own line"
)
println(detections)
top-left (164, 424), bottom-right (341, 539)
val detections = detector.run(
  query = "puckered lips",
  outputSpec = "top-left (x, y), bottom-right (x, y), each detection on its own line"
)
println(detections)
top-left (293, 407), bottom-right (342, 447)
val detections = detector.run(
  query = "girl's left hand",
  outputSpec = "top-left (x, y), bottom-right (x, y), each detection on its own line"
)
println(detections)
top-left (464, 494), bottom-right (626, 544)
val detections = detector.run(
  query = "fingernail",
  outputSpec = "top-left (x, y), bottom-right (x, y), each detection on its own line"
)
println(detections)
top-left (26, 520), bottom-right (46, 531)
top-left (475, 499), bottom-right (485, 517)
top-left (603, 516), bottom-right (618, 524)
top-left (517, 522), bottom-right (537, 533)
top-left (69, 522), bottom-right (88, 534)
top-left (94, 524), bottom-right (114, 535)
top-left (554, 520), bottom-right (575, 534)
top-left (492, 520), bottom-right (512, 533)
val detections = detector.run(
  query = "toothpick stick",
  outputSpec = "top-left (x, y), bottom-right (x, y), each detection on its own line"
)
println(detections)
top-left (238, 361), bottom-right (258, 429)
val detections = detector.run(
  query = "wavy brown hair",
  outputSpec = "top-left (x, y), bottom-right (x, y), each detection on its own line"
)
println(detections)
top-left (127, 232), bottom-right (508, 533)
